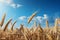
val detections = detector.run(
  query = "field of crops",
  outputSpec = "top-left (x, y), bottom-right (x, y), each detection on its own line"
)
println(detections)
top-left (0, 12), bottom-right (60, 40)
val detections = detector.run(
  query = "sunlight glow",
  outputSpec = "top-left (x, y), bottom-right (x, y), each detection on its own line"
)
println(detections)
top-left (0, 0), bottom-right (5, 3)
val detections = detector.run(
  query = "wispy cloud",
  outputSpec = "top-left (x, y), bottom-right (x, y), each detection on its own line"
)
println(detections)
top-left (0, 0), bottom-right (22, 8)
top-left (10, 3), bottom-right (22, 8)
top-left (43, 14), bottom-right (48, 19)
top-left (36, 14), bottom-right (48, 23)
top-left (19, 16), bottom-right (27, 20)
top-left (36, 16), bottom-right (42, 23)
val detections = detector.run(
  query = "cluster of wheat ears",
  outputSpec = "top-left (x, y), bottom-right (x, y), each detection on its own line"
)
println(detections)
top-left (0, 11), bottom-right (60, 40)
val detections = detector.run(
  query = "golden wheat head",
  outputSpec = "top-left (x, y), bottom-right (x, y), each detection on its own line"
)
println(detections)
top-left (38, 23), bottom-right (43, 33)
top-left (46, 20), bottom-right (49, 28)
top-left (28, 11), bottom-right (38, 24)
top-left (0, 13), bottom-right (6, 27)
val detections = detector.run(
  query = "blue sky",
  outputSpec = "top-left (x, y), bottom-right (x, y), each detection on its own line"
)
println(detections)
top-left (0, 0), bottom-right (60, 28)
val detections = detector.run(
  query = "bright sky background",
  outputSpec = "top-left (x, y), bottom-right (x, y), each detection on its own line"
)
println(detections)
top-left (0, 0), bottom-right (60, 28)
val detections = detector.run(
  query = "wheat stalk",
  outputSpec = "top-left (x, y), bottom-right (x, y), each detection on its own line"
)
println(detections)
top-left (11, 20), bottom-right (17, 31)
top-left (3, 18), bottom-right (12, 31)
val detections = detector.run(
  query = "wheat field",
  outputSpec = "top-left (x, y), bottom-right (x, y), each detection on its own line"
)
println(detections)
top-left (0, 13), bottom-right (60, 40)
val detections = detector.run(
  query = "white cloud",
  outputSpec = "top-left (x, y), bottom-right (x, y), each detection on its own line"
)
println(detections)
top-left (36, 16), bottom-right (42, 20)
top-left (10, 3), bottom-right (16, 8)
top-left (0, 0), bottom-right (22, 8)
top-left (36, 16), bottom-right (42, 23)
top-left (10, 3), bottom-right (22, 8)
top-left (32, 14), bottom-right (48, 23)
top-left (17, 4), bottom-right (22, 8)
top-left (43, 14), bottom-right (48, 19)
top-left (19, 16), bottom-right (26, 20)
